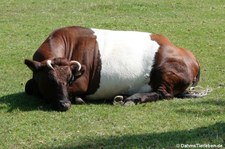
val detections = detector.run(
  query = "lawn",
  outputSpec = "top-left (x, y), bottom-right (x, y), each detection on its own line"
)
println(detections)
top-left (0, 0), bottom-right (224, 148)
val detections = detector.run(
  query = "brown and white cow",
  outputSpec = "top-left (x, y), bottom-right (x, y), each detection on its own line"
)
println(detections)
top-left (25, 26), bottom-right (201, 111)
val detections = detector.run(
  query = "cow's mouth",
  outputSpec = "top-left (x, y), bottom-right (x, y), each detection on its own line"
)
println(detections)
top-left (57, 100), bottom-right (71, 111)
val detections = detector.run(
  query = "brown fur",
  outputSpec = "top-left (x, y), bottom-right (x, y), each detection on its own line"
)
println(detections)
top-left (123, 34), bottom-right (200, 103)
top-left (150, 34), bottom-right (199, 97)
top-left (25, 26), bottom-right (201, 111)
top-left (25, 26), bottom-right (101, 111)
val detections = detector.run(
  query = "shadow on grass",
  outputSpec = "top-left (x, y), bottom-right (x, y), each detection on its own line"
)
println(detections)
top-left (198, 99), bottom-right (225, 107)
top-left (48, 122), bottom-right (225, 149)
top-left (0, 92), bottom-right (113, 112)
top-left (0, 92), bottom-right (50, 112)
top-left (176, 99), bottom-right (225, 116)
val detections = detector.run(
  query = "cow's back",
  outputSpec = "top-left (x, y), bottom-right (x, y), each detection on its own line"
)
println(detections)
top-left (33, 26), bottom-right (95, 61)
top-left (86, 29), bottom-right (160, 100)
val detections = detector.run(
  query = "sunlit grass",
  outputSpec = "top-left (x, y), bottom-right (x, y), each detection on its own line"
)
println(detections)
top-left (0, 0), bottom-right (224, 148)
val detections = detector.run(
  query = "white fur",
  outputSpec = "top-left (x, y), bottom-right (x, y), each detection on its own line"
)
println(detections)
top-left (86, 29), bottom-right (160, 100)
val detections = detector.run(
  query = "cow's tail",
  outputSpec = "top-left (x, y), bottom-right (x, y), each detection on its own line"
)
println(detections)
top-left (180, 86), bottom-right (212, 98)
top-left (192, 67), bottom-right (200, 87)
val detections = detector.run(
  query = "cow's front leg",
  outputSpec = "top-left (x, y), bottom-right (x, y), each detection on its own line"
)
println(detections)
top-left (68, 75), bottom-right (89, 96)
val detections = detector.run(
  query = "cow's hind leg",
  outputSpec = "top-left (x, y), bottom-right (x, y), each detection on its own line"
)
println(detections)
top-left (125, 92), bottom-right (160, 104)
top-left (113, 94), bottom-right (129, 105)
top-left (114, 92), bottom-right (161, 106)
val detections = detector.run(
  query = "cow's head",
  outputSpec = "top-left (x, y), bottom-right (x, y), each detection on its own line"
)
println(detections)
top-left (24, 58), bottom-right (84, 111)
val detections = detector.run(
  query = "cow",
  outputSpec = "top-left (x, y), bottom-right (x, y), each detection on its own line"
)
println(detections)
top-left (24, 26), bottom-right (202, 111)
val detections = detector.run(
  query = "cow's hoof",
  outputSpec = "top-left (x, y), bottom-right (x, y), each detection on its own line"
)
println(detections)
top-left (124, 100), bottom-right (135, 106)
top-left (74, 97), bottom-right (86, 104)
top-left (113, 95), bottom-right (124, 105)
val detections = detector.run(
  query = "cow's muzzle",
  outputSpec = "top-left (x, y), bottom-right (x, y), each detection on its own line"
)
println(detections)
top-left (57, 100), bottom-right (71, 111)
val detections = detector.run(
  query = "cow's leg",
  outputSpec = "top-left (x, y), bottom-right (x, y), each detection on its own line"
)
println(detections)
top-left (113, 85), bottom-right (173, 106)
top-left (67, 75), bottom-right (90, 105)
top-left (113, 94), bottom-right (129, 105)
top-left (68, 75), bottom-right (89, 96)
top-left (156, 85), bottom-right (174, 99)
top-left (127, 85), bottom-right (174, 104)
top-left (113, 92), bottom-right (161, 105)
top-left (123, 92), bottom-right (161, 105)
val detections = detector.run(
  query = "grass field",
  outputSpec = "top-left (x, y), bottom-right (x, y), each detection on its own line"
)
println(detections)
top-left (0, 0), bottom-right (225, 148)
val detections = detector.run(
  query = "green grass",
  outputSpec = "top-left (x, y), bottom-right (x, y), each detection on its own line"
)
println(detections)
top-left (0, 0), bottom-right (224, 148)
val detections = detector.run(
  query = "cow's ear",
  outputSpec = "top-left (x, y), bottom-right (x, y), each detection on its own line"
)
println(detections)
top-left (24, 59), bottom-right (41, 72)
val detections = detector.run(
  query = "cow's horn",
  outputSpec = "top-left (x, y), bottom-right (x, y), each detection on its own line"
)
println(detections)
top-left (46, 60), bottom-right (54, 70)
top-left (70, 61), bottom-right (81, 71)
